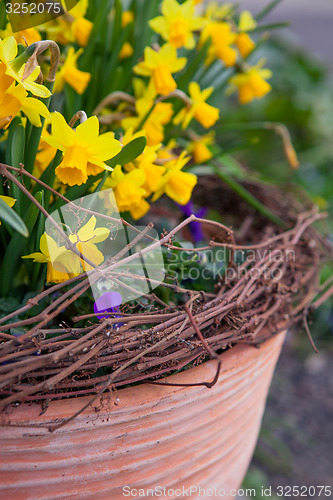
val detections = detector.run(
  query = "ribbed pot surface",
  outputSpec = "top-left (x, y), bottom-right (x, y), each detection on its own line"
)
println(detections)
top-left (0, 331), bottom-right (285, 500)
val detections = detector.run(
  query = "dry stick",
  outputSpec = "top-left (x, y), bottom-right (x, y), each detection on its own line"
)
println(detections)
top-left (302, 310), bottom-right (319, 354)
top-left (148, 305), bottom-right (222, 389)
top-left (0, 339), bottom-right (107, 410)
top-left (0, 210), bottom-right (326, 410)
top-left (311, 284), bottom-right (333, 310)
top-left (1, 167), bottom-right (228, 325)
top-left (0, 273), bottom-right (88, 325)
top-left (93, 91), bottom-right (136, 115)
top-left (47, 316), bottom-right (192, 432)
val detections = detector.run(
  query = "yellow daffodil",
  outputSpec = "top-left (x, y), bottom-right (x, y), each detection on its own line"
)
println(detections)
top-left (22, 233), bottom-right (73, 283)
top-left (174, 82), bottom-right (219, 129)
top-left (0, 36), bottom-right (51, 98)
top-left (0, 62), bottom-right (13, 96)
top-left (119, 42), bottom-right (134, 60)
top-left (23, 217), bottom-right (110, 281)
top-left (200, 21), bottom-right (237, 67)
top-left (122, 81), bottom-right (173, 146)
top-left (204, 2), bottom-right (233, 21)
top-left (72, 17), bottom-right (93, 47)
top-left (149, 0), bottom-right (206, 49)
top-left (0, 195), bottom-right (16, 227)
top-left (152, 151), bottom-right (197, 205)
top-left (187, 133), bottom-right (214, 164)
top-left (43, 113), bottom-right (122, 187)
top-left (65, 216), bottom-right (110, 273)
top-left (134, 43), bottom-right (187, 95)
top-left (0, 83), bottom-right (50, 130)
top-left (54, 47), bottom-right (91, 95)
top-left (107, 165), bottom-right (149, 219)
top-left (122, 11), bottom-right (134, 27)
top-left (40, 0), bottom-right (92, 47)
top-left (235, 11), bottom-right (257, 58)
top-left (0, 23), bottom-right (41, 46)
top-left (122, 129), bottom-right (166, 196)
top-left (228, 61), bottom-right (272, 104)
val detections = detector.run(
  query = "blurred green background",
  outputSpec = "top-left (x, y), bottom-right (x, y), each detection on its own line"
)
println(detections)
top-left (233, 1), bottom-right (333, 496)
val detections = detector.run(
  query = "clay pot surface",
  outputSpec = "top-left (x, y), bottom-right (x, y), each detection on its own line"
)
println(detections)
top-left (0, 331), bottom-right (286, 499)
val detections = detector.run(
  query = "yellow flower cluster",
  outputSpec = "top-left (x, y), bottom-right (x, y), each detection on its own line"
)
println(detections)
top-left (0, 0), bottom-right (282, 286)
top-left (0, 37), bottom-right (50, 129)
top-left (104, 129), bottom-right (197, 220)
top-left (39, 0), bottom-right (93, 47)
top-left (0, 0), bottom-right (276, 268)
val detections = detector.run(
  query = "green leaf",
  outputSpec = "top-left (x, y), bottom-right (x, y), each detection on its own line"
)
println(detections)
top-left (105, 136), bottom-right (147, 170)
top-left (1, 192), bottom-right (43, 296)
top-left (255, 0), bottom-right (284, 21)
top-left (10, 123), bottom-right (25, 212)
top-left (0, 197), bottom-right (29, 237)
top-left (250, 21), bottom-right (290, 33)
top-left (212, 161), bottom-right (286, 227)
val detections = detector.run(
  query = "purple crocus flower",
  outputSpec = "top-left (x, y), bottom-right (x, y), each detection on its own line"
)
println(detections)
top-left (178, 201), bottom-right (207, 243)
top-left (94, 291), bottom-right (123, 325)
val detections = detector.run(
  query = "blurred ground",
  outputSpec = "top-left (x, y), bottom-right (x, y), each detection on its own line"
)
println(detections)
top-left (237, 1), bottom-right (333, 496)
top-left (246, 333), bottom-right (333, 496)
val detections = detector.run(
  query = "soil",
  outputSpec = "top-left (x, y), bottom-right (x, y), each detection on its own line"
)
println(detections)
top-left (250, 331), bottom-right (333, 493)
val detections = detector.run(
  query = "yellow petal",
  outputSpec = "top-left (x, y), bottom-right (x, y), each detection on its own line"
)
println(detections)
top-left (45, 112), bottom-right (76, 151)
top-left (2, 37), bottom-right (17, 62)
top-left (20, 97), bottom-right (50, 128)
top-left (89, 132), bottom-right (122, 161)
top-left (76, 116), bottom-right (99, 144)
top-left (22, 252), bottom-right (48, 263)
top-left (77, 215), bottom-right (96, 241)
top-left (239, 11), bottom-right (257, 32)
top-left (0, 195), bottom-right (16, 207)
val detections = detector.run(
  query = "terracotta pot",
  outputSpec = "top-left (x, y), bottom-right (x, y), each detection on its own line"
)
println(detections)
top-left (0, 331), bottom-right (285, 499)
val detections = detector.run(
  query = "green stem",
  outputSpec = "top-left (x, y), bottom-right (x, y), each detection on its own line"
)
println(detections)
top-left (255, 0), bottom-right (285, 21)
top-left (212, 160), bottom-right (286, 227)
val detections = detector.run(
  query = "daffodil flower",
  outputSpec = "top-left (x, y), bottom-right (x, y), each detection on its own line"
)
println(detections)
top-left (204, 2), bottom-right (233, 22)
top-left (134, 43), bottom-right (187, 96)
top-left (121, 128), bottom-right (166, 196)
top-left (39, 0), bottom-right (92, 47)
top-left (23, 217), bottom-right (110, 281)
top-left (235, 11), bottom-right (257, 58)
top-left (22, 233), bottom-right (73, 283)
top-left (149, 0), bottom-right (206, 49)
top-left (0, 37), bottom-right (51, 98)
top-left (187, 132), bottom-right (214, 164)
top-left (122, 81), bottom-right (173, 145)
top-left (107, 165), bottom-right (149, 220)
top-left (0, 82), bottom-right (50, 130)
top-left (200, 22), bottom-right (237, 67)
top-left (174, 82), bottom-right (220, 129)
top-left (122, 11), bottom-right (134, 28)
top-left (152, 151), bottom-right (197, 205)
top-left (43, 113), bottom-right (122, 186)
top-left (119, 42), bottom-right (134, 60)
top-left (0, 23), bottom-right (41, 46)
top-left (228, 60), bottom-right (272, 104)
top-left (53, 47), bottom-right (91, 95)
top-left (65, 216), bottom-right (110, 273)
